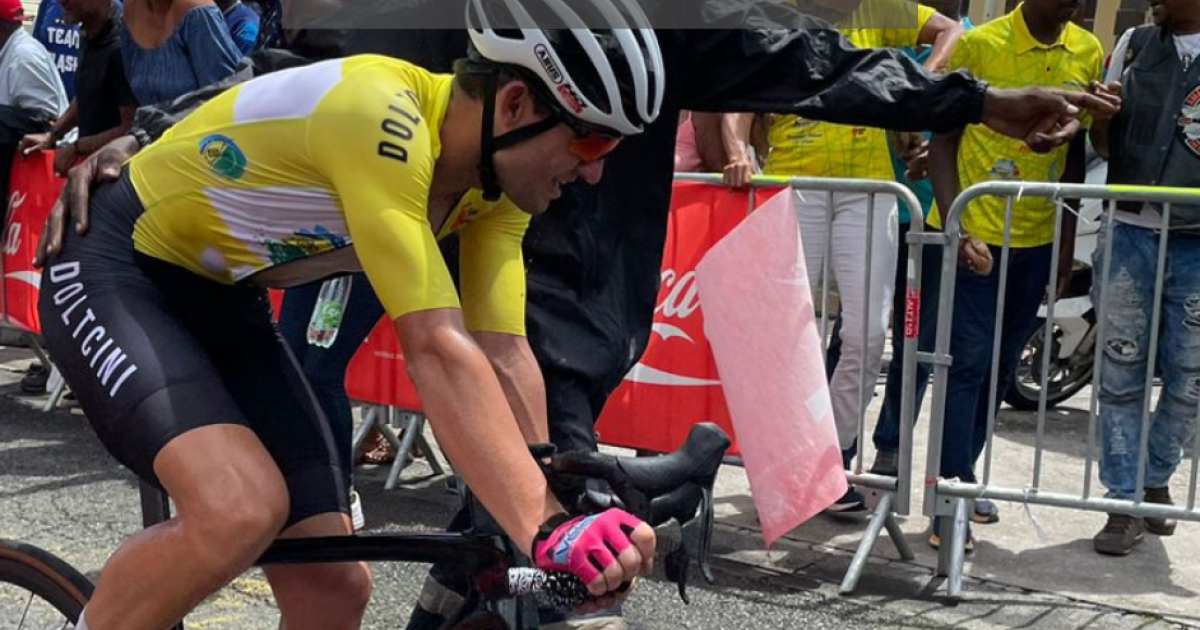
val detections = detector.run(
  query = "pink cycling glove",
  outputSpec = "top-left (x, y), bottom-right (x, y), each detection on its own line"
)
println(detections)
top-left (532, 509), bottom-right (646, 586)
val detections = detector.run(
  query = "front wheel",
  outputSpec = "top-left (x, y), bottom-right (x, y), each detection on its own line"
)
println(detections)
top-left (0, 539), bottom-right (93, 628)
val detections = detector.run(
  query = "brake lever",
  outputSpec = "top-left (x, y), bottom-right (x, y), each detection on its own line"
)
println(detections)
top-left (662, 485), bottom-right (717, 604)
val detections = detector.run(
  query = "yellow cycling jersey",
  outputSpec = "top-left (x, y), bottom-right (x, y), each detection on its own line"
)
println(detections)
top-left (127, 55), bottom-right (530, 335)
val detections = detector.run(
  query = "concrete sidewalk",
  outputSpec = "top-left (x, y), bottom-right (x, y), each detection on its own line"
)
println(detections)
top-left (697, 381), bottom-right (1198, 629)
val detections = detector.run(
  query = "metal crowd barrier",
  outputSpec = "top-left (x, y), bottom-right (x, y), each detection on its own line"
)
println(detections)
top-left (926, 181), bottom-right (1200, 597)
top-left (674, 173), bottom-right (927, 594)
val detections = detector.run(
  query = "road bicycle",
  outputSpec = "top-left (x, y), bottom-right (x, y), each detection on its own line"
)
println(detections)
top-left (0, 422), bottom-right (731, 630)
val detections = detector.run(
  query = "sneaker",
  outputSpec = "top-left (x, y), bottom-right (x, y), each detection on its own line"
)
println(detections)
top-left (971, 499), bottom-right (1000, 524)
top-left (349, 488), bottom-right (365, 531)
top-left (825, 487), bottom-right (867, 514)
top-left (928, 516), bottom-right (975, 552)
top-left (1093, 513), bottom-right (1144, 556)
top-left (1143, 487), bottom-right (1177, 536)
top-left (869, 450), bottom-right (898, 477)
top-left (20, 363), bottom-right (49, 394)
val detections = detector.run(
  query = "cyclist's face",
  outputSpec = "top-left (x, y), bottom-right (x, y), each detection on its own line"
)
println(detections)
top-left (492, 87), bottom-right (615, 214)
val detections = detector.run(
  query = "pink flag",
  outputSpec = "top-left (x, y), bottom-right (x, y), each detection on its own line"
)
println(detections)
top-left (694, 189), bottom-right (846, 546)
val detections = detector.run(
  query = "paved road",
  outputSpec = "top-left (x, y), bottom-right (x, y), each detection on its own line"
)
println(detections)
top-left (0, 359), bottom-right (946, 630)
top-left (0, 346), bottom-right (1186, 630)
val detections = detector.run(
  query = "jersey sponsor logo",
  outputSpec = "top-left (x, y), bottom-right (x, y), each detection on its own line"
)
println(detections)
top-left (264, 225), bottom-right (349, 266)
top-left (534, 44), bottom-right (564, 85)
top-left (200, 135), bottom-right (248, 180)
top-left (45, 262), bottom-right (140, 398)
top-left (988, 159), bottom-right (1021, 180)
top-left (379, 94), bottom-right (422, 164)
top-left (1181, 87), bottom-right (1200, 157)
top-left (557, 84), bottom-right (586, 114)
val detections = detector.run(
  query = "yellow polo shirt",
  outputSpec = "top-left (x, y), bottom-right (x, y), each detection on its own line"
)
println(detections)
top-left (765, 0), bottom-right (935, 180)
top-left (927, 5), bottom-right (1104, 247)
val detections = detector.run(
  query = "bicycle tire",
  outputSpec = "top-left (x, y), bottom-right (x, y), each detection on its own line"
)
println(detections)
top-left (0, 539), bottom-right (93, 625)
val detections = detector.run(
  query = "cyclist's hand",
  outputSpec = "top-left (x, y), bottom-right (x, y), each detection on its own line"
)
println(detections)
top-left (35, 135), bottom-right (138, 267)
top-left (533, 509), bottom-right (656, 599)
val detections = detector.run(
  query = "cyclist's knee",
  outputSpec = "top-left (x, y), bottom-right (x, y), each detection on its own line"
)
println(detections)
top-left (326, 562), bottom-right (373, 613)
top-left (185, 476), bottom-right (290, 552)
top-left (274, 561), bottom-right (373, 620)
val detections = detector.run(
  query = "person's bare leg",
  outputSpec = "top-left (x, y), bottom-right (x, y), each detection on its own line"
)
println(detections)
top-left (83, 424), bottom-right (290, 630)
top-left (266, 512), bottom-right (372, 630)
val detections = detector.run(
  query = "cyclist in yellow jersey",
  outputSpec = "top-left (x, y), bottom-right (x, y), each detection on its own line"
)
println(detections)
top-left (36, 2), bottom-right (668, 629)
top-left (734, 0), bottom-right (966, 513)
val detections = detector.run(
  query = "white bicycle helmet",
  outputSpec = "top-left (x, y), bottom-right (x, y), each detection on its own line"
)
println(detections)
top-left (465, 0), bottom-right (665, 137)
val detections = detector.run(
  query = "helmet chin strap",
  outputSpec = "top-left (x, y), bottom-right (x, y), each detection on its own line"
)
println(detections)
top-left (478, 70), bottom-right (563, 202)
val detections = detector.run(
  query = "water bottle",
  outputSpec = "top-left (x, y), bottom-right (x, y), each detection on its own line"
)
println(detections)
top-left (306, 276), bottom-right (352, 348)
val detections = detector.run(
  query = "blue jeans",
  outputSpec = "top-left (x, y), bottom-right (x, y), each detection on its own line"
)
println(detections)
top-left (873, 225), bottom-right (943, 454)
top-left (940, 244), bottom-right (1052, 482)
top-left (1094, 224), bottom-right (1200, 500)
top-left (277, 273), bottom-right (386, 488)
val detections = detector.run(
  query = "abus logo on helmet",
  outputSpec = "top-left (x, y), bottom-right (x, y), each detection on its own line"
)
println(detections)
top-left (534, 44), bottom-right (563, 85)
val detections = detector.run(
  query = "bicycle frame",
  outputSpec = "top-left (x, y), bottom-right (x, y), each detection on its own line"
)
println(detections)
top-left (140, 482), bottom-right (534, 630)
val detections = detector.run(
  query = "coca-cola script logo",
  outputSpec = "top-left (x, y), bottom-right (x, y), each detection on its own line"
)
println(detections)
top-left (7, 190), bottom-right (26, 215)
top-left (624, 268), bottom-right (721, 387)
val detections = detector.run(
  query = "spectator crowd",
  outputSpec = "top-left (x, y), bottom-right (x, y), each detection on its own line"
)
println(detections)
top-left (679, 0), bottom-right (1199, 559)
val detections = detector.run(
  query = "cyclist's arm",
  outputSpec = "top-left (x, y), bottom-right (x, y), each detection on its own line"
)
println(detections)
top-left (309, 87), bottom-right (562, 554)
top-left (473, 331), bottom-right (548, 444)
top-left (459, 204), bottom-right (547, 444)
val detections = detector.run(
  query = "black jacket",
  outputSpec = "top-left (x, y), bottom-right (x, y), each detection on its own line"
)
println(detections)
top-left (130, 1), bottom-right (988, 418)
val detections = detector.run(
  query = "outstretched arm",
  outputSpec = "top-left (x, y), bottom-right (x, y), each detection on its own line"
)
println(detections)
top-left (679, 4), bottom-right (1117, 147)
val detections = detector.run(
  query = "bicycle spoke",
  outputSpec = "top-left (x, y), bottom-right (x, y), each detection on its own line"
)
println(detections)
top-left (19, 589), bottom-right (34, 630)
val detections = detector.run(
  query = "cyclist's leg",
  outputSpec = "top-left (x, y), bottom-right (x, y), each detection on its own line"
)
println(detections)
top-left (178, 271), bottom-right (371, 630)
top-left (264, 514), bottom-right (372, 630)
top-left (39, 241), bottom-right (293, 628)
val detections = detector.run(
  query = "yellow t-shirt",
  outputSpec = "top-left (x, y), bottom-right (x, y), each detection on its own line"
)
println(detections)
top-left (926, 5), bottom-right (1104, 247)
top-left (128, 55), bottom-right (530, 335)
top-left (765, 0), bottom-right (935, 180)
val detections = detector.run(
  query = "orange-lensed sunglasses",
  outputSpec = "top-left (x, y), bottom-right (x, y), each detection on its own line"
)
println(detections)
top-left (568, 134), bottom-right (622, 162)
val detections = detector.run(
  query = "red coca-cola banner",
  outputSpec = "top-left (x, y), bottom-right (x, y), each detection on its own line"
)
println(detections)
top-left (595, 183), bottom-right (783, 456)
top-left (2, 151), bottom-right (65, 333)
top-left (337, 181), bottom-right (785, 450)
top-left (345, 315), bottom-right (423, 411)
